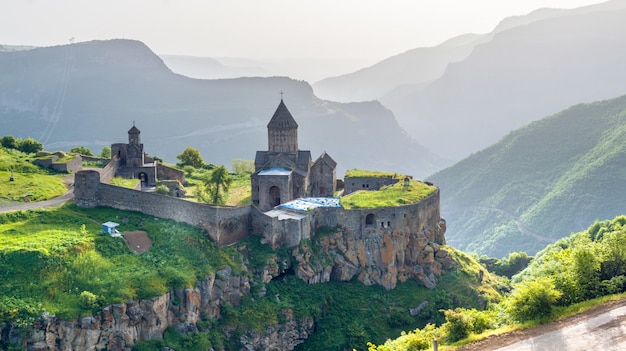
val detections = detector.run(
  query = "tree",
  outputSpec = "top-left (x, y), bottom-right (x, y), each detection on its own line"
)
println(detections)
top-left (1, 135), bottom-right (17, 149)
top-left (17, 137), bottom-right (43, 154)
top-left (200, 165), bottom-right (233, 204)
top-left (176, 147), bottom-right (205, 168)
top-left (232, 159), bottom-right (254, 175)
top-left (70, 146), bottom-right (93, 156)
top-left (99, 146), bottom-right (111, 159)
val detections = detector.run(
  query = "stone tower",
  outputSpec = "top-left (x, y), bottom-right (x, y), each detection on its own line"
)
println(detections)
top-left (126, 123), bottom-right (144, 167)
top-left (267, 99), bottom-right (298, 153)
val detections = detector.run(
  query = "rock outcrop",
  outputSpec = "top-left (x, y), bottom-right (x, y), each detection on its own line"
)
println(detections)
top-left (238, 312), bottom-right (314, 351)
top-left (22, 268), bottom-right (250, 351)
top-left (292, 219), bottom-right (453, 289)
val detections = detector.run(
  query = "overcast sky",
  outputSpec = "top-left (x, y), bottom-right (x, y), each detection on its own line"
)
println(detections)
top-left (1, 0), bottom-right (608, 60)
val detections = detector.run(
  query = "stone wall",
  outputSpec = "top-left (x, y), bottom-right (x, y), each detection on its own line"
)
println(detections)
top-left (34, 155), bottom-right (83, 173)
top-left (343, 176), bottom-right (398, 195)
top-left (157, 163), bottom-right (186, 184)
top-left (74, 170), bottom-right (251, 246)
top-left (74, 171), bottom-right (443, 251)
top-left (311, 189), bottom-right (443, 244)
top-left (99, 155), bottom-right (120, 184)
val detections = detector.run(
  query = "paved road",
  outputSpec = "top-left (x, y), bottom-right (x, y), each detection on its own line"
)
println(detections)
top-left (494, 305), bottom-right (626, 351)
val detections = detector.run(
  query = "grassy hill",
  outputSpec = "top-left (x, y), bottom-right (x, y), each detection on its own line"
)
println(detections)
top-left (428, 94), bottom-right (626, 257)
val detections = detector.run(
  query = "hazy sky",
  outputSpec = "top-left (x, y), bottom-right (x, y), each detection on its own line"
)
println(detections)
top-left (1, 0), bottom-right (608, 60)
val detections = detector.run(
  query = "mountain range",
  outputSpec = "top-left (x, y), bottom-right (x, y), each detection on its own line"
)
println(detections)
top-left (314, 0), bottom-right (626, 164)
top-left (428, 93), bottom-right (626, 257)
top-left (0, 39), bottom-right (443, 178)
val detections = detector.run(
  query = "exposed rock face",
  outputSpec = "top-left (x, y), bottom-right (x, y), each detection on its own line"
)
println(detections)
top-left (238, 312), bottom-right (314, 351)
top-left (292, 219), bottom-right (453, 289)
top-left (22, 269), bottom-right (250, 351)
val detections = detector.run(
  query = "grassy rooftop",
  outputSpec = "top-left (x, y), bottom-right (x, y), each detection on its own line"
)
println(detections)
top-left (344, 169), bottom-right (399, 178)
top-left (340, 179), bottom-right (437, 209)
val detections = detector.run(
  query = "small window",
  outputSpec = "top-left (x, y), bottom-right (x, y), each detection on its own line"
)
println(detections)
top-left (387, 221), bottom-right (391, 227)
top-left (365, 213), bottom-right (375, 225)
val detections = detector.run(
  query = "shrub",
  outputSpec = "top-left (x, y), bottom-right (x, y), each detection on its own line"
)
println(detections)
top-left (155, 184), bottom-right (170, 195)
top-left (78, 291), bottom-right (99, 313)
top-left (506, 277), bottom-right (561, 322)
top-left (442, 308), bottom-right (473, 342)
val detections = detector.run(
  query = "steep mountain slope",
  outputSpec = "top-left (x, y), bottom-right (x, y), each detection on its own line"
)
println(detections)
top-left (383, 3), bottom-right (626, 162)
top-left (428, 94), bottom-right (626, 257)
top-left (312, 33), bottom-right (485, 103)
top-left (0, 39), bottom-right (444, 177)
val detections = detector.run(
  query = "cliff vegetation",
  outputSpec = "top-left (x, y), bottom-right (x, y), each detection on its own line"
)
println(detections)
top-left (367, 215), bottom-right (626, 350)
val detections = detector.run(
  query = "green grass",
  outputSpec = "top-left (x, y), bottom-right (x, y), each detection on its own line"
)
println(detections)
top-left (224, 175), bottom-right (251, 206)
top-left (340, 180), bottom-right (437, 209)
top-left (35, 151), bottom-right (77, 163)
top-left (179, 171), bottom-right (251, 206)
top-left (0, 205), bottom-right (245, 325)
top-left (0, 148), bottom-right (67, 202)
top-left (345, 169), bottom-right (399, 178)
top-left (110, 177), bottom-right (140, 189)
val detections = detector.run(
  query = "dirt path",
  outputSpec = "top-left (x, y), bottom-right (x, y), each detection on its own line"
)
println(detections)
top-left (0, 175), bottom-right (75, 213)
top-left (458, 298), bottom-right (626, 351)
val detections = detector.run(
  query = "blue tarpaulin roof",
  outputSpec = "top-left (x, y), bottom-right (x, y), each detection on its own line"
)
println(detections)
top-left (278, 197), bottom-right (341, 212)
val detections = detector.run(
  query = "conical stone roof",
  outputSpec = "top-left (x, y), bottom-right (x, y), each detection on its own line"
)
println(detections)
top-left (267, 99), bottom-right (298, 129)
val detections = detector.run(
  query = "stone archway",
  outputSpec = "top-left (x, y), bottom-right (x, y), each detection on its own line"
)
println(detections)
top-left (269, 186), bottom-right (281, 207)
top-left (138, 172), bottom-right (148, 187)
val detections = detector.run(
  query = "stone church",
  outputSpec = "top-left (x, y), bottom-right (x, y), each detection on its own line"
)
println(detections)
top-left (111, 123), bottom-right (157, 187)
top-left (252, 99), bottom-right (337, 211)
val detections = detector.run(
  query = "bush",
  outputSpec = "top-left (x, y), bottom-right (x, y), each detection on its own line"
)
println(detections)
top-left (78, 291), bottom-right (99, 313)
top-left (442, 308), bottom-right (473, 342)
top-left (155, 184), bottom-right (170, 195)
top-left (506, 277), bottom-right (561, 322)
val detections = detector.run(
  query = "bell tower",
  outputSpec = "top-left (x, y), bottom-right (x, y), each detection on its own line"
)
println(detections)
top-left (267, 99), bottom-right (298, 153)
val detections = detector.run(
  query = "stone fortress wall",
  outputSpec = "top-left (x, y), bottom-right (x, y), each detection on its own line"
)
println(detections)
top-left (73, 170), bottom-right (444, 248)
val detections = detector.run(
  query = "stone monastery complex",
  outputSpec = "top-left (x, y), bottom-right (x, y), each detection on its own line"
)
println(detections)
top-left (73, 99), bottom-right (446, 254)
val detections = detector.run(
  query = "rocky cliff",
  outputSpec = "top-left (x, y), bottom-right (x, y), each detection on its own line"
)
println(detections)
top-left (292, 219), bottom-right (452, 290)
top-left (21, 267), bottom-right (251, 351)
top-left (7, 217), bottom-right (451, 351)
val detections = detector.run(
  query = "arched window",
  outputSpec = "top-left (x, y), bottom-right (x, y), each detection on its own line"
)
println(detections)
top-left (365, 213), bottom-right (375, 226)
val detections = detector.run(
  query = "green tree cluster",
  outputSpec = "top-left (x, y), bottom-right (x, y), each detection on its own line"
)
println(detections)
top-left (177, 147), bottom-right (205, 169)
top-left (70, 146), bottom-right (93, 156)
top-left (1, 135), bottom-right (43, 154)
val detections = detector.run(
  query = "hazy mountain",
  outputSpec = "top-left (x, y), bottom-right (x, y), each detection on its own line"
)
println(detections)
top-left (310, 1), bottom-right (597, 104)
top-left (428, 94), bottom-right (626, 257)
top-left (0, 39), bottom-right (443, 178)
top-left (312, 33), bottom-right (486, 103)
top-left (383, 2), bottom-right (626, 163)
top-left (159, 55), bottom-right (271, 79)
top-left (160, 55), bottom-right (376, 83)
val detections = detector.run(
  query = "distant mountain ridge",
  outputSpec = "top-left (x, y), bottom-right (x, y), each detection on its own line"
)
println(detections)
top-left (0, 39), bottom-right (443, 177)
top-left (313, 0), bottom-right (626, 169)
top-left (428, 93), bottom-right (626, 257)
